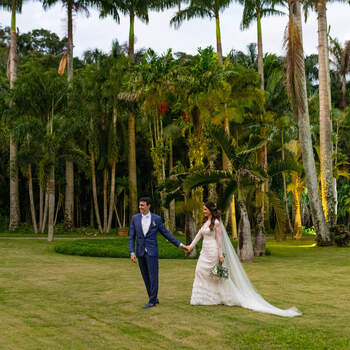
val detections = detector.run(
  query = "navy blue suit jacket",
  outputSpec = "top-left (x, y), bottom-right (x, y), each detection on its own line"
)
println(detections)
top-left (128, 213), bottom-right (181, 257)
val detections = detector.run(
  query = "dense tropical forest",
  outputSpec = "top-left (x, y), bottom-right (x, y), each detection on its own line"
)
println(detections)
top-left (1, 0), bottom-right (350, 262)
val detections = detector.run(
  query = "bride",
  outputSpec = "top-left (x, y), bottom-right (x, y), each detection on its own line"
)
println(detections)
top-left (185, 201), bottom-right (301, 317)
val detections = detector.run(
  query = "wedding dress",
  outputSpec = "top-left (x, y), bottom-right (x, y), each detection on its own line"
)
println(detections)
top-left (189, 219), bottom-right (302, 317)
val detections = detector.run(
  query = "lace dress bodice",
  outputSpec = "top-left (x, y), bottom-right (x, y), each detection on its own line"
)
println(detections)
top-left (190, 219), bottom-right (223, 258)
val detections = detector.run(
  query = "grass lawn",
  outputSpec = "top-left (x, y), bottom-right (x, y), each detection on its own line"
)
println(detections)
top-left (1, 238), bottom-right (350, 350)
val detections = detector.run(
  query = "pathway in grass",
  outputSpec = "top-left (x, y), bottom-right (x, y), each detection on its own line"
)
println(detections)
top-left (0, 239), bottom-right (349, 349)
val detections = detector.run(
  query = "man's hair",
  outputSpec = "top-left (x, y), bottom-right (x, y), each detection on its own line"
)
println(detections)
top-left (139, 197), bottom-right (151, 206)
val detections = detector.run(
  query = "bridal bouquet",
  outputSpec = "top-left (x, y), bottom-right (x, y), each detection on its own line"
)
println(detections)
top-left (211, 264), bottom-right (229, 279)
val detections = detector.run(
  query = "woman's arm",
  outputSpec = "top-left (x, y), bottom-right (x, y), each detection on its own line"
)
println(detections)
top-left (214, 220), bottom-right (224, 261)
top-left (189, 228), bottom-right (203, 250)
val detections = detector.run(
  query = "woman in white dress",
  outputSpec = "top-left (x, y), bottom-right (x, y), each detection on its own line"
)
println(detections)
top-left (186, 201), bottom-right (301, 317)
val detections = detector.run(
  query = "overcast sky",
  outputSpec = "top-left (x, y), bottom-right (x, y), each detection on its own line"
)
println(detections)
top-left (1, 2), bottom-right (349, 58)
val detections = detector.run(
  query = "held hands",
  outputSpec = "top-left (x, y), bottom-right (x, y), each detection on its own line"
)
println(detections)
top-left (130, 253), bottom-right (137, 263)
top-left (180, 244), bottom-right (192, 254)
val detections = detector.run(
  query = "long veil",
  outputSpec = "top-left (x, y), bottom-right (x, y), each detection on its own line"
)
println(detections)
top-left (220, 221), bottom-right (302, 317)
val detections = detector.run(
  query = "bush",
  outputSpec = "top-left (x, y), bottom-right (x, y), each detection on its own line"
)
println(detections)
top-left (331, 225), bottom-right (350, 247)
top-left (54, 236), bottom-right (271, 259)
top-left (55, 236), bottom-right (193, 259)
top-left (302, 226), bottom-right (316, 236)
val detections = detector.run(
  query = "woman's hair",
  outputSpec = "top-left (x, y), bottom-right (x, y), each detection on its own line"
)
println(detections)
top-left (203, 201), bottom-right (221, 230)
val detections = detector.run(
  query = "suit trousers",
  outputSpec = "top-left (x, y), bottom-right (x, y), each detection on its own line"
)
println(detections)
top-left (138, 252), bottom-right (159, 305)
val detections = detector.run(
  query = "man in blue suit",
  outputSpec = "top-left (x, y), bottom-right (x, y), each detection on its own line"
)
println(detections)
top-left (129, 197), bottom-right (189, 309)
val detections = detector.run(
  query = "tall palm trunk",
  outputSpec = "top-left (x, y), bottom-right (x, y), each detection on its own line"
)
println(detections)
top-left (41, 190), bottom-right (49, 233)
top-left (91, 153), bottom-right (103, 233)
top-left (64, 0), bottom-right (75, 231)
top-left (341, 73), bottom-right (347, 110)
top-left (128, 112), bottom-right (138, 217)
top-left (128, 9), bottom-right (135, 58)
top-left (291, 174), bottom-right (302, 239)
top-left (214, 5), bottom-right (223, 64)
top-left (107, 106), bottom-right (117, 233)
top-left (287, 0), bottom-right (330, 244)
top-left (28, 165), bottom-right (38, 234)
top-left (237, 195), bottom-right (254, 262)
top-left (9, 2), bottom-right (20, 231)
top-left (39, 184), bottom-right (44, 232)
top-left (48, 166), bottom-right (55, 241)
top-left (257, 10), bottom-right (264, 90)
top-left (256, 11), bottom-right (267, 251)
top-left (169, 137), bottom-right (176, 233)
top-left (281, 130), bottom-right (293, 235)
top-left (127, 9), bottom-right (138, 218)
top-left (103, 168), bottom-right (108, 232)
top-left (317, 2), bottom-right (336, 227)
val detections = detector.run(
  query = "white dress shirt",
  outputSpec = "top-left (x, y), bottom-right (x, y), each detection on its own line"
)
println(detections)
top-left (141, 212), bottom-right (151, 236)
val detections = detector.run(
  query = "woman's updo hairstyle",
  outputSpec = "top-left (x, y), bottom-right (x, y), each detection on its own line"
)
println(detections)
top-left (203, 201), bottom-right (221, 230)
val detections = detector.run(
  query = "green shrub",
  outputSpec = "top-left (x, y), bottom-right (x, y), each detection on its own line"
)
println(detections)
top-left (55, 236), bottom-right (193, 259)
top-left (331, 225), bottom-right (350, 247)
top-left (302, 226), bottom-right (316, 236)
top-left (54, 236), bottom-right (271, 259)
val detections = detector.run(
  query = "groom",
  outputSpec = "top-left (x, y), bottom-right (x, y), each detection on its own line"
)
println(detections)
top-left (129, 197), bottom-right (189, 309)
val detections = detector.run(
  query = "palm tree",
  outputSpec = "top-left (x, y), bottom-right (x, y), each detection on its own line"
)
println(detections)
top-left (42, 0), bottom-right (91, 232)
top-left (304, 0), bottom-right (336, 226)
top-left (239, 0), bottom-right (284, 89)
top-left (329, 36), bottom-right (350, 110)
top-left (0, 0), bottom-right (26, 231)
top-left (170, 0), bottom-right (233, 64)
top-left (284, 0), bottom-right (330, 244)
top-left (185, 126), bottom-right (267, 262)
top-left (239, 0), bottom-right (284, 241)
top-left (98, 0), bottom-right (162, 217)
top-left (11, 65), bottom-right (69, 240)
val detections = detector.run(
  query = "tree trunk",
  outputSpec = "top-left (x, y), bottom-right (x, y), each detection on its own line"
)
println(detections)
top-left (317, 2), bottom-right (336, 227)
top-left (281, 130), bottom-right (293, 235)
top-left (237, 198), bottom-right (254, 262)
top-left (257, 10), bottom-right (264, 90)
top-left (293, 1), bottom-right (331, 244)
top-left (41, 188), bottom-right (49, 233)
top-left (231, 194), bottom-right (237, 239)
top-left (91, 154), bottom-right (103, 233)
top-left (107, 106), bottom-right (117, 233)
top-left (9, 4), bottom-right (20, 232)
top-left (237, 183), bottom-right (253, 260)
top-left (128, 112), bottom-right (138, 217)
top-left (54, 193), bottom-right (63, 226)
top-left (103, 168), bottom-right (108, 233)
top-left (47, 166), bottom-right (55, 241)
top-left (9, 134), bottom-right (20, 231)
top-left (39, 184), bottom-right (44, 232)
top-left (215, 6), bottom-right (223, 64)
top-left (292, 175), bottom-right (302, 239)
top-left (254, 210), bottom-right (265, 256)
top-left (28, 165), bottom-right (38, 234)
top-left (169, 137), bottom-right (176, 233)
top-left (128, 9), bottom-right (135, 58)
top-left (64, 0), bottom-right (75, 231)
top-left (185, 211), bottom-right (197, 258)
top-left (341, 73), bottom-right (347, 110)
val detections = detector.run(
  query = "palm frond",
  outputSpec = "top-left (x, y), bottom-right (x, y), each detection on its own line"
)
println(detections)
top-left (283, 4), bottom-right (306, 116)
top-left (170, 6), bottom-right (213, 29)
top-left (208, 125), bottom-right (237, 167)
top-left (184, 170), bottom-right (232, 193)
top-left (219, 181), bottom-right (238, 210)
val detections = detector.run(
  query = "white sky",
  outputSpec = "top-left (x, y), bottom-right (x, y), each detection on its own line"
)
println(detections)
top-left (0, 2), bottom-right (349, 58)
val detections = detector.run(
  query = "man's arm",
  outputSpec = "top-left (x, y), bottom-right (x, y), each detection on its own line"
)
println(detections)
top-left (128, 217), bottom-right (137, 263)
top-left (157, 217), bottom-right (189, 252)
